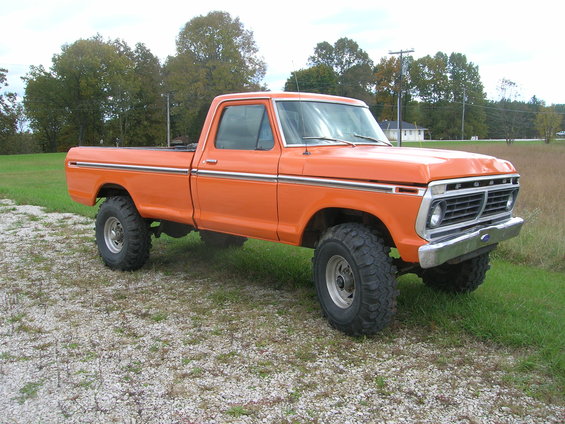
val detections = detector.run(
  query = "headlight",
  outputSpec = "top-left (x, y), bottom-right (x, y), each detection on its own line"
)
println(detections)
top-left (428, 201), bottom-right (446, 228)
top-left (505, 190), bottom-right (518, 211)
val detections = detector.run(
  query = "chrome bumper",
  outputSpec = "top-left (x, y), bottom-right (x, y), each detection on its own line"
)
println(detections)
top-left (418, 217), bottom-right (524, 269)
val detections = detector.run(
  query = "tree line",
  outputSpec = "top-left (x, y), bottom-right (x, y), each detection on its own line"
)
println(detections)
top-left (288, 44), bottom-right (563, 142)
top-left (1, 10), bottom-right (563, 153)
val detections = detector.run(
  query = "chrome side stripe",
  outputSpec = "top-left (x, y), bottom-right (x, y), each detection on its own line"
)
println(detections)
top-left (69, 160), bottom-right (423, 195)
top-left (191, 169), bottom-right (424, 196)
top-left (70, 161), bottom-right (190, 175)
top-left (278, 175), bottom-right (394, 193)
top-left (195, 169), bottom-right (278, 183)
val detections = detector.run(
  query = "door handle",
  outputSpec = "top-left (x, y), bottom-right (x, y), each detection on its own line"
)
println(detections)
top-left (205, 159), bottom-right (218, 164)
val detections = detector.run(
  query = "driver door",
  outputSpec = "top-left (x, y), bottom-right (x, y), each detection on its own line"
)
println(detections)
top-left (193, 100), bottom-right (281, 241)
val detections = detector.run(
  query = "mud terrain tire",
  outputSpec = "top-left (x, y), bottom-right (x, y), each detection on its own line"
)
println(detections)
top-left (95, 196), bottom-right (151, 271)
top-left (313, 223), bottom-right (398, 336)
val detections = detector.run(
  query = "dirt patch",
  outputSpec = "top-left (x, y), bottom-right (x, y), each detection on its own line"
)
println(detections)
top-left (0, 199), bottom-right (563, 423)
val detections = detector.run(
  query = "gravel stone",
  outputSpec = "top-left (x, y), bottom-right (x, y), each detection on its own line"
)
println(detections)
top-left (0, 199), bottom-right (563, 423)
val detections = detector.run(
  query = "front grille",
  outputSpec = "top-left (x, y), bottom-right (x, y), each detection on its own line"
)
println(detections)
top-left (483, 189), bottom-right (514, 216)
top-left (420, 174), bottom-right (520, 241)
top-left (442, 193), bottom-right (484, 225)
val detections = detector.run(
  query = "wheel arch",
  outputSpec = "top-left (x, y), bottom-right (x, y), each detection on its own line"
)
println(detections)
top-left (300, 207), bottom-right (394, 249)
top-left (96, 183), bottom-right (132, 201)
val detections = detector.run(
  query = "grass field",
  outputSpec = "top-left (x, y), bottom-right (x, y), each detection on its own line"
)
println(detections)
top-left (0, 144), bottom-right (563, 401)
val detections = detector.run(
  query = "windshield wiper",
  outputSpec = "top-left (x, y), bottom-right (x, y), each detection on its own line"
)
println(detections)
top-left (303, 136), bottom-right (357, 147)
top-left (353, 134), bottom-right (392, 146)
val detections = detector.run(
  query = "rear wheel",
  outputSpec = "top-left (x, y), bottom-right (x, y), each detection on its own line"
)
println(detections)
top-left (313, 223), bottom-right (397, 336)
top-left (95, 196), bottom-right (151, 271)
top-left (421, 253), bottom-right (490, 293)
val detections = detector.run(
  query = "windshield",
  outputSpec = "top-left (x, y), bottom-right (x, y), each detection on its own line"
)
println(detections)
top-left (275, 100), bottom-right (390, 146)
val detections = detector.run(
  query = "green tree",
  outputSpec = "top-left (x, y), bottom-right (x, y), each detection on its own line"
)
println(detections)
top-left (24, 36), bottom-right (165, 150)
top-left (374, 56), bottom-right (401, 121)
top-left (165, 11), bottom-right (266, 140)
top-left (284, 64), bottom-right (338, 94)
top-left (536, 106), bottom-right (562, 143)
top-left (23, 66), bottom-right (66, 152)
top-left (495, 78), bottom-right (521, 144)
top-left (0, 68), bottom-right (19, 141)
top-left (524, 96), bottom-right (544, 138)
top-left (308, 38), bottom-right (374, 103)
top-left (128, 43), bottom-right (166, 145)
top-left (104, 41), bottom-right (165, 146)
top-left (409, 52), bottom-right (486, 139)
top-left (51, 35), bottom-right (123, 145)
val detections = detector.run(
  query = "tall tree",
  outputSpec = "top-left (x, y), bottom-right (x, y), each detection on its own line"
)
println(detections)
top-left (104, 41), bottom-right (165, 146)
top-left (24, 36), bottom-right (165, 150)
top-left (284, 64), bottom-right (338, 94)
top-left (165, 11), bottom-right (266, 140)
top-left (23, 66), bottom-right (66, 152)
top-left (409, 52), bottom-right (486, 139)
top-left (51, 35), bottom-right (125, 145)
top-left (374, 56), bottom-right (401, 121)
top-left (495, 78), bottom-right (521, 144)
top-left (0, 68), bottom-right (19, 141)
top-left (308, 38), bottom-right (375, 103)
top-left (536, 106), bottom-right (562, 143)
top-left (128, 43), bottom-right (166, 145)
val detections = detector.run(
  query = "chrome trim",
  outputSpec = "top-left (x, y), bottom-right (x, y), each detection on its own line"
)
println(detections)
top-left (279, 175), bottom-right (396, 194)
top-left (69, 161), bottom-right (189, 175)
top-left (428, 174), bottom-right (520, 188)
top-left (191, 169), bottom-right (424, 196)
top-left (416, 174), bottom-right (521, 240)
top-left (418, 217), bottom-right (524, 268)
top-left (195, 169), bottom-right (278, 183)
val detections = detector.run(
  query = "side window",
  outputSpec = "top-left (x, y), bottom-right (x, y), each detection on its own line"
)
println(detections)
top-left (215, 104), bottom-right (274, 150)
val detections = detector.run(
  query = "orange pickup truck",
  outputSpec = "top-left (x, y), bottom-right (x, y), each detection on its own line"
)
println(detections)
top-left (65, 92), bottom-right (523, 335)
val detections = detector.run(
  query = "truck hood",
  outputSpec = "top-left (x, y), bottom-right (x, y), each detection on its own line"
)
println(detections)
top-left (299, 145), bottom-right (517, 184)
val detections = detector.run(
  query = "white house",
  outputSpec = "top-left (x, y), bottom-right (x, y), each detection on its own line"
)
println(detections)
top-left (380, 120), bottom-right (428, 142)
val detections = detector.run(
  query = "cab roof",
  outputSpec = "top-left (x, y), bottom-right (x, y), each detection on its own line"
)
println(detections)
top-left (212, 91), bottom-right (368, 107)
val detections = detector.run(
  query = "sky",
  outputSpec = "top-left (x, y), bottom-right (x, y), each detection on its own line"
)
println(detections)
top-left (2, 0), bottom-right (564, 104)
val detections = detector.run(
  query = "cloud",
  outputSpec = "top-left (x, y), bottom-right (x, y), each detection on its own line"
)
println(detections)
top-left (1, 0), bottom-right (564, 104)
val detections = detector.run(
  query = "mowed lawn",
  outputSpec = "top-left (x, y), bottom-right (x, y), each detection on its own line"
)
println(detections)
top-left (0, 146), bottom-right (563, 402)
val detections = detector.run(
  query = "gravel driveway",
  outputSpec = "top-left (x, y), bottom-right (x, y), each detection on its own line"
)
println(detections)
top-left (0, 199), bottom-right (563, 423)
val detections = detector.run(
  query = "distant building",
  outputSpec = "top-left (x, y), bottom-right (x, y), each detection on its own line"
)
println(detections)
top-left (380, 120), bottom-right (428, 142)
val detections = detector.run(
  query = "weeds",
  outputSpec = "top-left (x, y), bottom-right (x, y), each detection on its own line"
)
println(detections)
top-left (436, 141), bottom-right (565, 272)
top-left (17, 381), bottom-right (43, 404)
top-left (226, 405), bottom-right (252, 418)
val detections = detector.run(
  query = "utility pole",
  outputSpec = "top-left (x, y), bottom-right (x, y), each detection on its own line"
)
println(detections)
top-left (461, 86), bottom-right (466, 141)
top-left (389, 48), bottom-right (414, 147)
top-left (165, 93), bottom-right (171, 147)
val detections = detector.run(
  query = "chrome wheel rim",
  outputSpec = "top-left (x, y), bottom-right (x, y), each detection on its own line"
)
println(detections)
top-left (325, 255), bottom-right (355, 308)
top-left (104, 217), bottom-right (124, 254)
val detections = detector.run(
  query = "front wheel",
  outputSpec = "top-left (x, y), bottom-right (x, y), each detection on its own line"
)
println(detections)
top-left (313, 223), bottom-right (398, 336)
top-left (95, 196), bottom-right (151, 271)
top-left (421, 253), bottom-right (490, 293)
